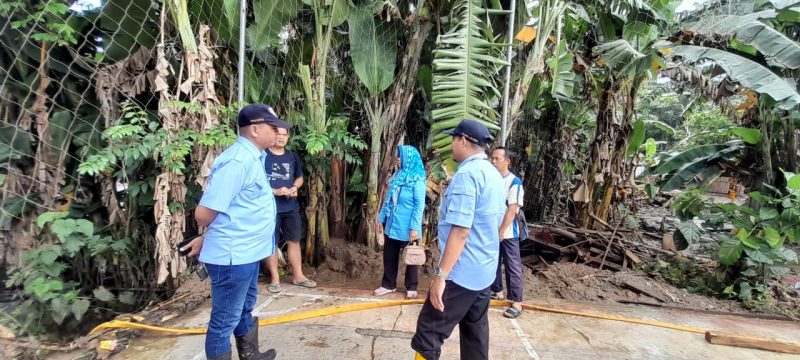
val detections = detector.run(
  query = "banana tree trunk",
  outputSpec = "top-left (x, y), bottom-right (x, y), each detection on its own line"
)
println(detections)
top-left (571, 78), bottom-right (636, 228)
top-left (366, 106), bottom-right (384, 249)
top-left (306, 171), bottom-right (328, 265)
top-left (329, 156), bottom-right (347, 238)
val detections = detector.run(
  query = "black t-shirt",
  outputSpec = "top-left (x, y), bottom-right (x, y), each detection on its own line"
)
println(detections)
top-left (265, 149), bottom-right (303, 213)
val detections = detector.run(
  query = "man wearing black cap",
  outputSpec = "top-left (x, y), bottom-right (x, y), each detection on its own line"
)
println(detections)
top-left (181, 104), bottom-right (291, 360)
top-left (411, 119), bottom-right (506, 360)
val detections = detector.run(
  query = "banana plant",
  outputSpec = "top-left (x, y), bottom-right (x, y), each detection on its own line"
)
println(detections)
top-left (427, 0), bottom-right (508, 173)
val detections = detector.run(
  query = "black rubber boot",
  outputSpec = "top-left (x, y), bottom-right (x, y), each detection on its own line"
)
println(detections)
top-left (207, 351), bottom-right (232, 360)
top-left (235, 317), bottom-right (276, 360)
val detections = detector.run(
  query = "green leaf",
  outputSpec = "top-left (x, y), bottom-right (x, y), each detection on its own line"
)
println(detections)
top-left (764, 227), bottom-right (783, 249)
top-left (36, 211), bottom-right (69, 229)
top-left (786, 172), bottom-right (800, 191)
top-left (730, 127), bottom-right (761, 144)
top-left (670, 45), bottom-right (800, 109)
top-left (673, 221), bottom-right (703, 251)
top-left (71, 299), bottom-right (91, 321)
top-left (627, 118), bottom-right (646, 156)
top-left (644, 183), bottom-right (658, 199)
top-left (39, 248), bottom-right (61, 266)
top-left (93, 287), bottom-right (115, 302)
top-left (719, 237), bottom-right (742, 265)
top-left (687, 14), bottom-right (800, 69)
top-left (774, 247), bottom-right (799, 263)
top-left (247, 0), bottom-right (302, 53)
top-left (119, 291), bottom-right (136, 305)
top-left (50, 297), bottom-right (69, 324)
top-left (622, 21), bottom-right (657, 49)
top-left (767, 265), bottom-right (790, 276)
top-left (348, 9), bottom-right (397, 95)
top-left (743, 247), bottom-right (774, 264)
top-left (759, 208), bottom-right (779, 221)
top-left (738, 281), bottom-right (753, 300)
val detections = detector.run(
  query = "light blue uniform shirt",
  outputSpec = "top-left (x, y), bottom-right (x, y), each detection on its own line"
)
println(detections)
top-left (438, 153), bottom-right (505, 291)
top-left (377, 180), bottom-right (426, 241)
top-left (199, 137), bottom-right (276, 266)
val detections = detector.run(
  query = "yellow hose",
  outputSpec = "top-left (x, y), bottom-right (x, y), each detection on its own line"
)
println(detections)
top-left (90, 298), bottom-right (705, 335)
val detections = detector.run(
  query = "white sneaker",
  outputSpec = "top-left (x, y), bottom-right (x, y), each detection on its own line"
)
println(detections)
top-left (374, 287), bottom-right (396, 296)
top-left (406, 291), bottom-right (418, 299)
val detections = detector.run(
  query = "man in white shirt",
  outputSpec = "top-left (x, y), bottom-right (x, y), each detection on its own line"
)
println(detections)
top-left (489, 147), bottom-right (525, 319)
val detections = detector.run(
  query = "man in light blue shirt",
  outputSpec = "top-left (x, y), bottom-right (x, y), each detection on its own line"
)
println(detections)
top-left (181, 104), bottom-right (290, 360)
top-left (412, 119), bottom-right (505, 360)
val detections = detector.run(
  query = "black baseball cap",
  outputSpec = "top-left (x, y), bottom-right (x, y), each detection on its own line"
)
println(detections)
top-left (442, 119), bottom-right (493, 146)
top-left (238, 104), bottom-right (292, 129)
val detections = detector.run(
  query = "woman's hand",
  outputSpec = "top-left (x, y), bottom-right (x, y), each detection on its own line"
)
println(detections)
top-left (409, 230), bottom-right (419, 240)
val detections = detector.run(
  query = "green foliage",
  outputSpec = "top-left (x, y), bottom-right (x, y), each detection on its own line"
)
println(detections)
top-left (672, 190), bottom-right (709, 220)
top-left (79, 101), bottom-right (236, 177)
top-left (348, 9), bottom-right (397, 95)
top-left (3, 212), bottom-right (136, 337)
top-left (1, 0), bottom-right (77, 47)
top-left (667, 173), bottom-right (800, 302)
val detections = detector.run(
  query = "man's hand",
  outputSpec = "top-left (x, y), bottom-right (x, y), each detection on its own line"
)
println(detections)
top-left (410, 230), bottom-right (419, 240)
top-left (180, 236), bottom-right (204, 257)
top-left (376, 222), bottom-right (384, 236)
top-left (499, 232), bottom-right (505, 242)
top-left (289, 186), bottom-right (298, 197)
top-left (430, 277), bottom-right (446, 312)
top-left (279, 187), bottom-right (291, 196)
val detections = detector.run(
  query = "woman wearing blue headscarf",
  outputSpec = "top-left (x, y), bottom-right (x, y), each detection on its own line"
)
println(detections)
top-left (375, 145), bottom-right (427, 299)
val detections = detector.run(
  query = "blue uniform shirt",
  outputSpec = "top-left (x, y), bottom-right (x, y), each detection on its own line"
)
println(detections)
top-left (438, 152), bottom-right (505, 291)
top-left (199, 137), bottom-right (276, 266)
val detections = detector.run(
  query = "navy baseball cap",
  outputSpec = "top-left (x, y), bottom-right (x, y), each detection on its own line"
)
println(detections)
top-left (442, 119), bottom-right (493, 146)
top-left (238, 104), bottom-right (292, 129)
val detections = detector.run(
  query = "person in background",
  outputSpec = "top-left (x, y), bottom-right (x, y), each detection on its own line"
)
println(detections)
top-left (374, 145), bottom-right (427, 299)
top-left (181, 104), bottom-right (291, 360)
top-left (489, 147), bottom-right (525, 319)
top-left (264, 127), bottom-right (317, 293)
top-left (411, 119), bottom-right (505, 360)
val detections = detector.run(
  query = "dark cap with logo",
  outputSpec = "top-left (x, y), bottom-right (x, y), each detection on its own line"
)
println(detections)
top-left (442, 119), bottom-right (493, 146)
top-left (238, 104), bottom-right (292, 129)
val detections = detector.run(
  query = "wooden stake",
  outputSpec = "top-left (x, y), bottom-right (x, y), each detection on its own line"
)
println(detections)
top-left (705, 331), bottom-right (800, 355)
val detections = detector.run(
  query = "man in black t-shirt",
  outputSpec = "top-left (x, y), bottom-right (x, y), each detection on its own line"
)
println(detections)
top-left (264, 127), bottom-right (317, 292)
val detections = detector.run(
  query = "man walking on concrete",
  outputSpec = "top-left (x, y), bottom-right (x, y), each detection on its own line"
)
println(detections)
top-left (181, 104), bottom-right (290, 360)
top-left (411, 119), bottom-right (506, 360)
top-left (489, 147), bottom-right (525, 319)
top-left (265, 126), bottom-right (317, 292)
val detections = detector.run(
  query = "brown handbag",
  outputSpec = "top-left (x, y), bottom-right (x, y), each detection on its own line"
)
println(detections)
top-left (403, 239), bottom-right (426, 266)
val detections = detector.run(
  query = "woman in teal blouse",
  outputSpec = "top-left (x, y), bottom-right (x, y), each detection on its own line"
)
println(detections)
top-left (375, 145), bottom-right (427, 299)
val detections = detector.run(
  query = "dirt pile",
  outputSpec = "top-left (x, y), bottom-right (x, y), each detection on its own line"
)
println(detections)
top-left (525, 262), bottom-right (741, 311)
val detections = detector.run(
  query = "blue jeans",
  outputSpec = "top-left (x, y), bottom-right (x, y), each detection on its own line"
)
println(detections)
top-left (205, 261), bottom-right (261, 357)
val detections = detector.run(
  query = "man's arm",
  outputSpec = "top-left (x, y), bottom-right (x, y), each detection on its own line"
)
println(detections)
top-left (195, 205), bottom-right (219, 227)
top-left (438, 225), bottom-right (470, 274)
top-left (498, 204), bottom-right (519, 240)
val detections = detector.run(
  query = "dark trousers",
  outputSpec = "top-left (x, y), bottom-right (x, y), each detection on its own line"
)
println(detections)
top-left (382, 235), bottom-right (419, 291)
top-left (411, 281), bottom-right (491, 360)
top-left (490, 238), bottom-right (524, 302)
top-left (205, 261), bottom-right (260, 357)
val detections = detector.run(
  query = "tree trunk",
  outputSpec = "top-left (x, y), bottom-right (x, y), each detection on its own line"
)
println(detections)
top-left (366, 115), bottom-right (384, 249)
top-left (784, 116), bottom-right (797, 173)
top-left (328, 156), bottom-right (347, 238)
top-left (571, 78), bottom-right (636, 228)
top-left (306, 171), bottom-right (328, 266)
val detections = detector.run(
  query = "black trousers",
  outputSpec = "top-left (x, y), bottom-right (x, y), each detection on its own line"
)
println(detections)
top-left (382, 235), bottom-right (419, 291)
top-left (411, 281), bottom-right (491, 360)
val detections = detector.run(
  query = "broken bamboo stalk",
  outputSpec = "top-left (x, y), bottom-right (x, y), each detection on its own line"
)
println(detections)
top-left (616, 300), bottom-right (795, 322)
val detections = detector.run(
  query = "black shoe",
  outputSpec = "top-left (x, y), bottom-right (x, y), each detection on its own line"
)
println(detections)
top-left (207, 352), bottom-right (232, 360)
top-left (235, 317), bottom-right (276, 360)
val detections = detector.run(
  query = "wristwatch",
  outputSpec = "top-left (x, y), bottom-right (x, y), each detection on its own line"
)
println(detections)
top-left (434, 266), bottom-right (449, 280)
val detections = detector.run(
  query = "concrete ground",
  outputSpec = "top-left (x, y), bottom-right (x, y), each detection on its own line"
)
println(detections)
top-left (114, 286), bottom-right (800, 360)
